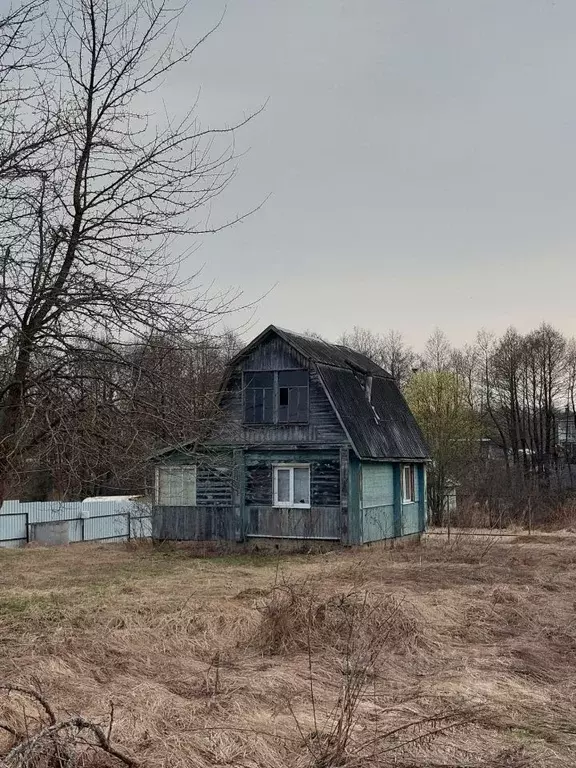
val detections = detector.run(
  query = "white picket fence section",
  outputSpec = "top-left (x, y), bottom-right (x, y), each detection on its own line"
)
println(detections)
top-left (0, 499), bottom-right (152, 547)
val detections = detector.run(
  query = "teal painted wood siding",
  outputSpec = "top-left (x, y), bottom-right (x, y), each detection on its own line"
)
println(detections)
top-left (347, 455), bottom-right (362, 545)
top-left (359, 461), bottom-right (427, 543)
top-left (402, 463), bottom-right (419, 536)
top-left (360, 462), bottom-right (395, 543)
top-left (401, 463), bottom-right (426, 536)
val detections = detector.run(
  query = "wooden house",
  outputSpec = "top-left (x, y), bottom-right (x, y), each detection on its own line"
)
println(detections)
top-left (152, 326), bottom-right (430, 545)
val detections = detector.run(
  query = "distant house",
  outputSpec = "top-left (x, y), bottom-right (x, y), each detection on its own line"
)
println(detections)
top-left (152, 326), bottom-right (430, 545)
top-left (557, 411), bottom-right (576, 462)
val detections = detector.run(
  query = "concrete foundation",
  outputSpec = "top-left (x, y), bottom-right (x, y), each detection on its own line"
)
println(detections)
top-left (29, 520), bottom-right (70, 546)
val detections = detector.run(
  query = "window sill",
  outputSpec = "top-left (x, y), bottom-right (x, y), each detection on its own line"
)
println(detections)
top-left (273, 504), bottom-right (311, 510)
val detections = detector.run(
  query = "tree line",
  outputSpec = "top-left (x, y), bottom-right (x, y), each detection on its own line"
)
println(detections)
top-left (337, 324), bottom-right (576, 527)
top-left (0, 0), bottom-right (256, 502)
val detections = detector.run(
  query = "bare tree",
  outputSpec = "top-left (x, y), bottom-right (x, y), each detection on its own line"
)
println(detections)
top-left (338, 326), bottom-right (415, 386)
top-left (0, 0), bottom-right (259, 501)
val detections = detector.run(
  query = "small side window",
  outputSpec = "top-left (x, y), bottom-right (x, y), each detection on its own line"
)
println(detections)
top-left (402, 465), bottom-right (415, 503)
top-left (278, 371), bottom-right (309, 423)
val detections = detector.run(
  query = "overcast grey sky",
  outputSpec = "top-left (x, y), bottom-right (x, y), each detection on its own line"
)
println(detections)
top-left (168, 0), bottom-right (575, 348)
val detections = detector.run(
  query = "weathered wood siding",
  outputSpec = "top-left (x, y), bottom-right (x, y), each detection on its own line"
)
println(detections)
top-left (152, 505), bottom-right (237, 541)
top-left (210, 336), bottom-right (346, 446)
top-left (246, 506), bottom-right (340, 539)
top-left (244, 449), bottom-right (341, 540)
top-left (156, 451), bottom-right (234, 506)
top-left (245, 450), bottom-right (340, 507)
top-left (196, 465), bottom-right (233, 506)
top-left (238, 334), bottom-right (305, 371)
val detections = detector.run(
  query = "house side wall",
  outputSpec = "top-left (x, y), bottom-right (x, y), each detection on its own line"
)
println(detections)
top-left (361, 462), bottom-right (395, 543)
top-left (359, 461), bottom-right (427, 543)
top-left (210, 337), bottom-right (347, 446)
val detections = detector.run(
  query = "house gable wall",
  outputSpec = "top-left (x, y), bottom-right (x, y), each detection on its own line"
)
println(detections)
top-left (210, 335), bottom-right (347, 446)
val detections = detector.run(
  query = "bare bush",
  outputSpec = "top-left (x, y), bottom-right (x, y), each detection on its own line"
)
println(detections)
top-left (0, 684), bottom-right (137, 767)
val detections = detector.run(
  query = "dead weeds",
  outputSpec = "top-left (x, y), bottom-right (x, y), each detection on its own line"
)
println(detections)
top-left (1, 535), bottom-right (576, 766)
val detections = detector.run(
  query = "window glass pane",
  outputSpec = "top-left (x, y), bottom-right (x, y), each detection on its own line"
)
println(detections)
top-left (276, 469), bottom-right (291, 502)
top-left (244, 386), bottom-right (255, 422)
top-left (181, 469), bottom-right (197, 505)
top-left (279, 387), bottom-right (289, 406)
top-left (288, 388), bottom-right (299, 421)
top-left (297, 386), bottom-right (309, 420)
top-left (264, 387), bottom-right (274, 423)
top-left (158, 467), bottom-right (196, 506)
top-left (278, 371), bottom-right (308, 387)
top-left (246, 372), bottom-right (274, 388)
top-left (294, 467), bottom-right (310, 505)
top-left (244, 372), bottom-right (274, 424)
top-left (403, 466), bottom-right (414, 501)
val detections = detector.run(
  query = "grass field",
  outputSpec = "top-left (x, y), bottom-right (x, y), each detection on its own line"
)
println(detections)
top-left (1, 534), bottom-right (576, 767)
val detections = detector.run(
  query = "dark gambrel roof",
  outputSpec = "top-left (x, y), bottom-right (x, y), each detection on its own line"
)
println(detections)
top-left (273, 327), bottom-right (387, 376)
top-left (317, 364), bottom-right (429, 460)
top-left (237, 326), bottom-right (429, 461)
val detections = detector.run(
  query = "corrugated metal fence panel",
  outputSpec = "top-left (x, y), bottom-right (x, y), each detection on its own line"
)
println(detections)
top-left (84, 514), bottom-right (129, 542)
top-left (0, 513), bottom-right (27, 545)
top-left (0, 500), bottom-right (152, 547)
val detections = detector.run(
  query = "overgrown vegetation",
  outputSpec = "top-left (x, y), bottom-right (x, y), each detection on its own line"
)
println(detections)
top-left (339, 324), bottom-right (576, 527)
top-left (1, 536), bottom-right (576, 766)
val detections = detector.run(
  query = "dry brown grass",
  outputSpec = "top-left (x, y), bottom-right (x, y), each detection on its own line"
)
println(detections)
top-left (0, 534), bottom-right (576, 766)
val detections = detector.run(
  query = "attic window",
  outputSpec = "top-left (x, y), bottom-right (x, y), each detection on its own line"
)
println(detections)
top-left (244, 372), bottom-right (274, 423)
top-left (243, 371), bottom-right (308, 424)
top-left (278, 370), bottom-right (308, 423)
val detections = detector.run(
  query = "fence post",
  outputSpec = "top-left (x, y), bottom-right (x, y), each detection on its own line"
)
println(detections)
top-left (127, 511), bottom-right (131, 541)
top-left (25, 513), bottom-right (29, 544)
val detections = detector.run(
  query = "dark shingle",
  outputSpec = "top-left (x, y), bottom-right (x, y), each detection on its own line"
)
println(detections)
top-left (317, 365), bottom-right (429, 460)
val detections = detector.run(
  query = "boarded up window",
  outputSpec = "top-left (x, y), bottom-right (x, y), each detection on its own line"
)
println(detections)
top-left (156, 466), bottom-right (197, 506)
top-left (244, 372), bottom-right (274, 423)
top-left (278, 371), bottom-right (309, 423)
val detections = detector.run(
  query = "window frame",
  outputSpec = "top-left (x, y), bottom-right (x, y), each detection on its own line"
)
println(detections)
top-left (155, 465), bottom-right (197, 507)
top-left (243, 370), bottom-right (309, 426)
top-left (243, 371), bottom-right (275, 424)
top-left (402, 464), bottom-right (416, 503)
top-left (277, 370), bottom-right (309, 424)
top-left (272, 463), bottom-right (311, 508)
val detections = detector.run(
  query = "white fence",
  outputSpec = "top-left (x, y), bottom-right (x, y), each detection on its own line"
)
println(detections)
top-left (0, 499), bottom-right (152, 547)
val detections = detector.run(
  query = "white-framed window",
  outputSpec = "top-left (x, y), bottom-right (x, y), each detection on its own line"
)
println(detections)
top-left (273, 464), bottom-right (310, 508)
top-left (156, 465), bottom-right (197, 506)
top-left (402, 464), bottom-right (415, 503)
